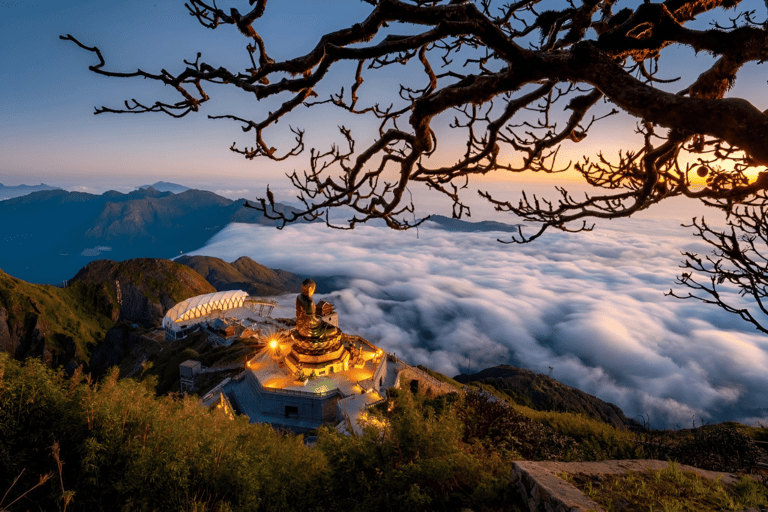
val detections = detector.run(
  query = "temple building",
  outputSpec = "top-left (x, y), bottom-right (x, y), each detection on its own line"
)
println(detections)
top-left (196, 279), bottom-right (389, 432)
top-left (191, 279), bottom-right (456, 433)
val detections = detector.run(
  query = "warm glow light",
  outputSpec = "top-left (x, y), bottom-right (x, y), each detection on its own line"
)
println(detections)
top-left (269, 339), bottom-right (277, 350)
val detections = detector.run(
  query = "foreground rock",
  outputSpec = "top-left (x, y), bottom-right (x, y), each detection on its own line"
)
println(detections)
top-left (512, 460), bottom-right (742, 512)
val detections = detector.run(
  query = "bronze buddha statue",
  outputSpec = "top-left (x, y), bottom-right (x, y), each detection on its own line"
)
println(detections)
top-left (295, 278), bottom-right (338, 339)
top-left (287, 278), bottom-right (348, 375)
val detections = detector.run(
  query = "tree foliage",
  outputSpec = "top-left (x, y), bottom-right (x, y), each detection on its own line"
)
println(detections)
top-left (0, 355), bottom-right (519, 511)
top-left (0, 354), bottom-right (328, 511)
top-left (62, 0), bottom-right (768, 241)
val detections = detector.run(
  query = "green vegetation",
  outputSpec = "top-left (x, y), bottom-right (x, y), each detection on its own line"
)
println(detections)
top-left (0, 353), bottom-right (329, 511)
top-left (513, 406), bottom-right (642, 461)
top-left (632, 423), bottom-right (768, 473)
top-left (0, 354), bottom-right (525, 511)
top-left (0, 270), bottom-right (115, 363)
top-left (320, 388), bottom-right (520, 511)
top-left (560, 462), bottom-right (768, 512)
top-left (465, 380), bottom-right (645, 461)
top-left (2, 348), bottom-right (766, 511)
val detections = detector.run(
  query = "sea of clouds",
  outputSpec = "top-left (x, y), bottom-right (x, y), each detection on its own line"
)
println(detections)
top-left (186, 214), bottom-right (768, 429)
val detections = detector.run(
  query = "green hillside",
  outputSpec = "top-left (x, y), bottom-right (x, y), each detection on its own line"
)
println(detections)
top-left (2, 354), bottom-right (765, 511)
top-left (0, 269), bottom-right (115, 363)
top-left (0, 354), bottom-right (518, 511)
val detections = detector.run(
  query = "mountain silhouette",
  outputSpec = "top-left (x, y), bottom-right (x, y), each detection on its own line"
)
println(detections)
top-left (0, 187), bottom-right (299, 284)
top-left (0, 182), bottom-right (61, 201)
top-left (175, 255), bottom-right (304, 296)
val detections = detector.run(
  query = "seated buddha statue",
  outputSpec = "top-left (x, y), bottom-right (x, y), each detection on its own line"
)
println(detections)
top-left (295, 278), bottom-right (338, 339)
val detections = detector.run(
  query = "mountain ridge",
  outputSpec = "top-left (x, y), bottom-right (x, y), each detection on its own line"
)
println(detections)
top-left (455, 364), bottom-right (642, 430)
top-left (0, 182), bottom-right (61, 201)
top-left (175, 255), bottom-right (304, 297)
top-left (0, 187), bottom-right (300, 284)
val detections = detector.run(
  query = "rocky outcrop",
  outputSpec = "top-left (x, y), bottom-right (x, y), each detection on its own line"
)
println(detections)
top-left (0, 307), bottom-right (14, 355)
top-left (510, 460), bottom-right (743, 512)
top-left (0, 258), bottom-right (214, 370)
top-left (0, 269), bottom-right (110, 370)
top-left (89, 323), bottom-right (139, 376)
top-left (70, 258), bottom-right (216, 328)
top-left (0, 305), bottom-right (77, 371)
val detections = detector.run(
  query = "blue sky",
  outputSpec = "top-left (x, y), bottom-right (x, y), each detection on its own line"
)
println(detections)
top-left (0, 0), bottom-right (377, 191)
top-left (3, 0), bottom-right (765, 201)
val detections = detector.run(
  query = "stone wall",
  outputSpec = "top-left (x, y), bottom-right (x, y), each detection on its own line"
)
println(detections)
top-left (510, 459), bottom-right (746, 512)
top-left (511, 461), bottom-right (601, 512)
top-left (396, 366), bottom-right (457, 397)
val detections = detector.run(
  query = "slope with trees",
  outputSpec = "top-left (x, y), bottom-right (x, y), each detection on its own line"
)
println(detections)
top-left (0, 269), bottom-right (116, 368)
top-left (2, 353), bottom-right (765, 511)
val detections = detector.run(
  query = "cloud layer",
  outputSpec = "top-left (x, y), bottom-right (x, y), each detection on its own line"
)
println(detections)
top-left (187, 217), bottom-right (768, 429)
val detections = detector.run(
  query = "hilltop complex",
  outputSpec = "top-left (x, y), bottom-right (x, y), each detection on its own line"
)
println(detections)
top-left (165, 280), bottom-right (454, 433)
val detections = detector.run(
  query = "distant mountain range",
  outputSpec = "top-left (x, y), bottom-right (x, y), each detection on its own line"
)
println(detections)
top-left (0, 182), bottom-right (61, 201)
top-left (137, 181), bottom-right (191, 194)
top-left (0, 180), bottom-right (522, 285)
top-left (0, 186), bottom-right (300, 284)
top-left (427, 214), bottom-right (521, 233)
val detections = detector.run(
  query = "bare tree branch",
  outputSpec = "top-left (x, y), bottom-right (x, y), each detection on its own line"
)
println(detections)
top-left (669, 201), bottom-right (768, 335)
top-left (62, 0), bottom-right (768, 236)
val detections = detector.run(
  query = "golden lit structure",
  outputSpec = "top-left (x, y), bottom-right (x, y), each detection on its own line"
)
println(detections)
top-left (199, 279), bottom-right (392, 433)
top-left (192, 281), bottom-right (459, 434)
top-left (285, 279), bottom-right (350, 378)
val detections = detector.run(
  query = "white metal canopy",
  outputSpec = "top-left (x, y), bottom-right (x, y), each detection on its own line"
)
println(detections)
top-left (162, 290), bottom-right (248, 329)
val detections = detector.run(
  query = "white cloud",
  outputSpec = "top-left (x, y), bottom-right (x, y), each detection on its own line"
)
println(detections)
top-left (213, 189), bottom-right (252, 199)
top-left (186, 216), bottom-right (768, 428)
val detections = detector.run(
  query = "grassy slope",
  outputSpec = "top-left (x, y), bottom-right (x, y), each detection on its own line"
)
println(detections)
top-left (0, 269), bottom-right (115, 362)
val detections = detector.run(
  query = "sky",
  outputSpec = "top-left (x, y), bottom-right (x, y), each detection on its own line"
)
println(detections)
top-left (2, 0), bottom-right (766, 197)
top-left (2, 0), bottom-right (768, 427)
